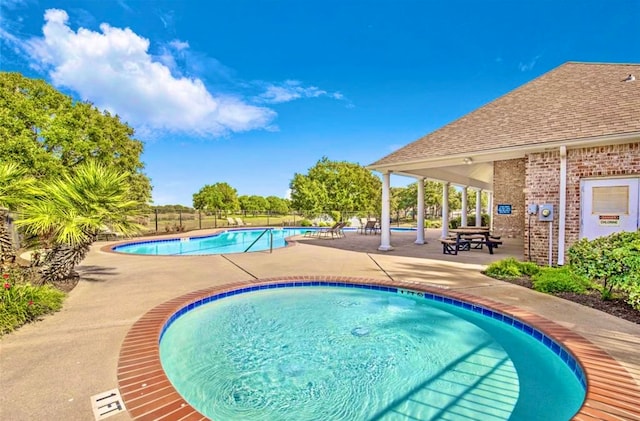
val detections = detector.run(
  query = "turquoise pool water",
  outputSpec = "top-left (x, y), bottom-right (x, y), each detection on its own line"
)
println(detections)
top-left (159, 286), bottom-right (585, 420)
top-left (113, 228), bottom-right (314, 255)
top-left (112, 227), bottom-right (413, 255)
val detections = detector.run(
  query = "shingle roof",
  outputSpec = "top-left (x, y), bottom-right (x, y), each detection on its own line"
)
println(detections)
top-left (371, 62), bottom-right (640, 167)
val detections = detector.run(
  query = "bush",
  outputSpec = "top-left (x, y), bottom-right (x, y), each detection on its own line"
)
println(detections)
top-left (532, 266), bottom-right (592, 294)
top-left (568, 230), bottom-right (640, 300)
top-left (518, 261), bottom-right (541, 277)
top-left (485, 258), bottom-right (541, 279)
top-left (299, 219), bottom-right (313, 227)
top-left (626, 284), bottom-right (640, 311)
top-left (1, 273), bottom-right (66, 335)
top-left (485, 258), bottom-right (527, 279)
top-left (425, 219), bottom-right (441, 228)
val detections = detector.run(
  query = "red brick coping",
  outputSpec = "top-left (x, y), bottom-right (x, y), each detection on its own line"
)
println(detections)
top-left (117, 276), bottom-right (640, 421)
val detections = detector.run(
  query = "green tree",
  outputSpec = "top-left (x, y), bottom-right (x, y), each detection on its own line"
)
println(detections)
top-left (266, 196), bottom-right (290, 214)
top-left (0, 163), bottom-right (35, 264)
top-left (0, 72), bottom-right (151, 203)
top-left (239, 195), bottom-right (268, 215)
top-left (290, 157), bottom-right (381, 218)
top-left (17, 162), bottom-right (143, 282)
top-left (192, 183), bottom-right (239, 214)
top-left (395, 180), bottom-right (459, 219)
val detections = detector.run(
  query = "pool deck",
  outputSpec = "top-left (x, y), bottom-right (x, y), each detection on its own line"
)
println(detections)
top-left (1, 228), bottom-right (639, 420)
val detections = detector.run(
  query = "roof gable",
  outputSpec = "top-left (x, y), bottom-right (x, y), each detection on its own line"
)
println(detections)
top-left (371, 62), bottom-right (640, 167)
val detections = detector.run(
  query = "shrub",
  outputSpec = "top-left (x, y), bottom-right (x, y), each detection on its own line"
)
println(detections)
top-left (485, 258), bottom-right (541, 279)
top-left (425, 219), bottom-right (441, 229)
top-left (485, 258), bottom-right (526, 279)
top-left (626, 284), bottom-right (640, 311)
top-left (568, 230), bottom-right (640, 300)
top-left (1, 273), bottom-right (66, 335)
top-left (299, 219), bottom-right (313, 227)
top-left (532, 266), bottom-right (592, 294)
top-left (518, 261), bottom-right (541, 277)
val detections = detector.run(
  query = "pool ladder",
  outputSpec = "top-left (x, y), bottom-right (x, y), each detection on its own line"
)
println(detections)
top-left (244, 228), bottom-right (273, 253)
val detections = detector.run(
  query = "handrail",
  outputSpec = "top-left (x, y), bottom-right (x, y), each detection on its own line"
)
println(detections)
top-left (244, 228), bottom-right (273, 253)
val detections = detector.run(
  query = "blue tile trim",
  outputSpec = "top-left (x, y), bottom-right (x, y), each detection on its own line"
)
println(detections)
top-left (157, 281), bottom-right (587, 392)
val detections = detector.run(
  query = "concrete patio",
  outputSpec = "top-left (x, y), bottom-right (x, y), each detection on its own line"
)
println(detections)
top-left (1, 228), bottom-right (639, 420)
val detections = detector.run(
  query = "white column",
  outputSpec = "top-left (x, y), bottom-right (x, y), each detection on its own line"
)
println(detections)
top-left (378, 171), bottom-right (393, 251)
top-left (461, 187), bottom-right (468, 227)
top-left (415, 178), bottom-right (425, 244)
top-left (475, 189), bottom-right (482, 227)
top-left (558, 146), bottom-right (567, 265)
top-left (441, 182), bottom-right (450, 237)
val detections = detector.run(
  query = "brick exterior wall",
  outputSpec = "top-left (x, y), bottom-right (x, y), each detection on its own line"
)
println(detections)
top-left (525, 142), bottom-right (640, 265)
top-left (492, 159), bottom-right (526, 239)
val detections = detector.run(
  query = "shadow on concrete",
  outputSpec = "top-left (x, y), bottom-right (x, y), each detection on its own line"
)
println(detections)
top-left (76, 265), bottom-right (119, 282)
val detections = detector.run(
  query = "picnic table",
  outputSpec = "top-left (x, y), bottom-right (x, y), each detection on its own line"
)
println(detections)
top-left (440, 227), bottom-right (501, 255)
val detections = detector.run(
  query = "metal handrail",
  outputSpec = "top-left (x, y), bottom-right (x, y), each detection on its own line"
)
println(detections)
top-left (244, 228), bottom-right (273, 253)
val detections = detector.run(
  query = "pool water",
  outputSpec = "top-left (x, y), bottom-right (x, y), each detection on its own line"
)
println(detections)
top-left (159, 287), bottom-right (584, 420)
top-left (113, 228), bottom-right (313, 255)
top-left (113, 227), bottom-right (414, 255)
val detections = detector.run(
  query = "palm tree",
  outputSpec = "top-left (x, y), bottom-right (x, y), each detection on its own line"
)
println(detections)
top-left (0, 163), bottom-right (35, 265)
top-left (17, 162), bottom-right (143, 282)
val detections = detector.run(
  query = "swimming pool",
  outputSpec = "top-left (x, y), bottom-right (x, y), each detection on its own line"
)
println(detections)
top-left (158, 282), bottom-right (585, 420)
top-left (112, 227), bottom-right (414, 255)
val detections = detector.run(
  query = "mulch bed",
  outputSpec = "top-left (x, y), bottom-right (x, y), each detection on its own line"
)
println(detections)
top-left (502, 276), bottom-right (640, 325)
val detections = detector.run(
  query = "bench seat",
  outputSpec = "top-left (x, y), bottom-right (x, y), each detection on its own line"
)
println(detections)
top-left (440, 238), bottom-right (470, 255)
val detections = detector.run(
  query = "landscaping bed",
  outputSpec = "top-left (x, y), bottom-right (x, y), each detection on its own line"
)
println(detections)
top-left (502, 275), bottom-right (640, 325)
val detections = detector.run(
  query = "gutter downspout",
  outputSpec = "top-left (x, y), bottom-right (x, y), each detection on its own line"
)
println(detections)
top-left (558, 146), bottom-right (567, 265)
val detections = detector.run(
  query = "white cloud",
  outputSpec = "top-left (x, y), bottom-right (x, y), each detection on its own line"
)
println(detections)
top-left (257, 80), bottom-right (345, 104)
top-left (518, 55), bottom-right (541, 72)
top-left (22, 9), bottom-right (275, 137)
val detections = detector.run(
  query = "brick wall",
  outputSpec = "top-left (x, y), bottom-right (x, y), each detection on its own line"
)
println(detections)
top-left (525, 151), bottom-right (560, 264)
top-left (525, 142), bottom-right (640, 265)
top-left (492, 159), bottom-right (526, 239)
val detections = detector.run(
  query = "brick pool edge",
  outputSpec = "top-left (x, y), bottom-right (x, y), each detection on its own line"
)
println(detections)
top-left (117, 276), bottom-right (640, 421)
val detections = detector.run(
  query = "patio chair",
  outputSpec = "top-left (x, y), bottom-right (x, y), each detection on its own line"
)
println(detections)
top-left (318, 222), bottom-right (346, 239)
top-left (235, 217), bottom-right (251, 226)
top-left (361, 220), bottom-right (379, 235)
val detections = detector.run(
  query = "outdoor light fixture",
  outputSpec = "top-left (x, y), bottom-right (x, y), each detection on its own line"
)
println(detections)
top-left (463, 157), bottom-right (473, 165)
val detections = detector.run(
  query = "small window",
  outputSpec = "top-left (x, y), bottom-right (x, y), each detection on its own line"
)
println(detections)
top-left (592, 186), bottom-right (629, 214)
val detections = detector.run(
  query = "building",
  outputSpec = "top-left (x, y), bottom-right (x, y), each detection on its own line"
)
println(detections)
top-left (368, 62), bottom-right (640, 265)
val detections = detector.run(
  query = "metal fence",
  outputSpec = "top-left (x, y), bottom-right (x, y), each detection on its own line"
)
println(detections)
top-left (142, 209), bottom-right (427, 234)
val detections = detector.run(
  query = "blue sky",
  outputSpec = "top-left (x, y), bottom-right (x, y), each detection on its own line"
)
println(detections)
top-left (1, 0), bottom-right (639, 206)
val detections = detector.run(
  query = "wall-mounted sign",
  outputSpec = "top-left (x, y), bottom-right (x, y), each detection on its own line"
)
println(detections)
top-left (598, 215), bottom-right (620, 226)
top-left (497, 204), bottom-right (512, 215)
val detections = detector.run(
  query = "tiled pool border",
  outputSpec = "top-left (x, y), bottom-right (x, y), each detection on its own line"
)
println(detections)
top-left (117, 276), bottom-right (640, 421)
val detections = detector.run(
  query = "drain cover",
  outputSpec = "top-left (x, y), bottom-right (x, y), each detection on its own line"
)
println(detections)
top-left (90, 388), bottom-right (126, 420)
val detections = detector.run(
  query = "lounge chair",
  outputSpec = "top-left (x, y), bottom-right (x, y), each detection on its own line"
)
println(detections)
top-left (235, 217), bottom-right (251, 226)
top-left (318, 222), bottom-right (346, 239)
top-left (227, 217), bottom-right (238, 226)
top-left (361, 220), bottom-right (379, 235)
